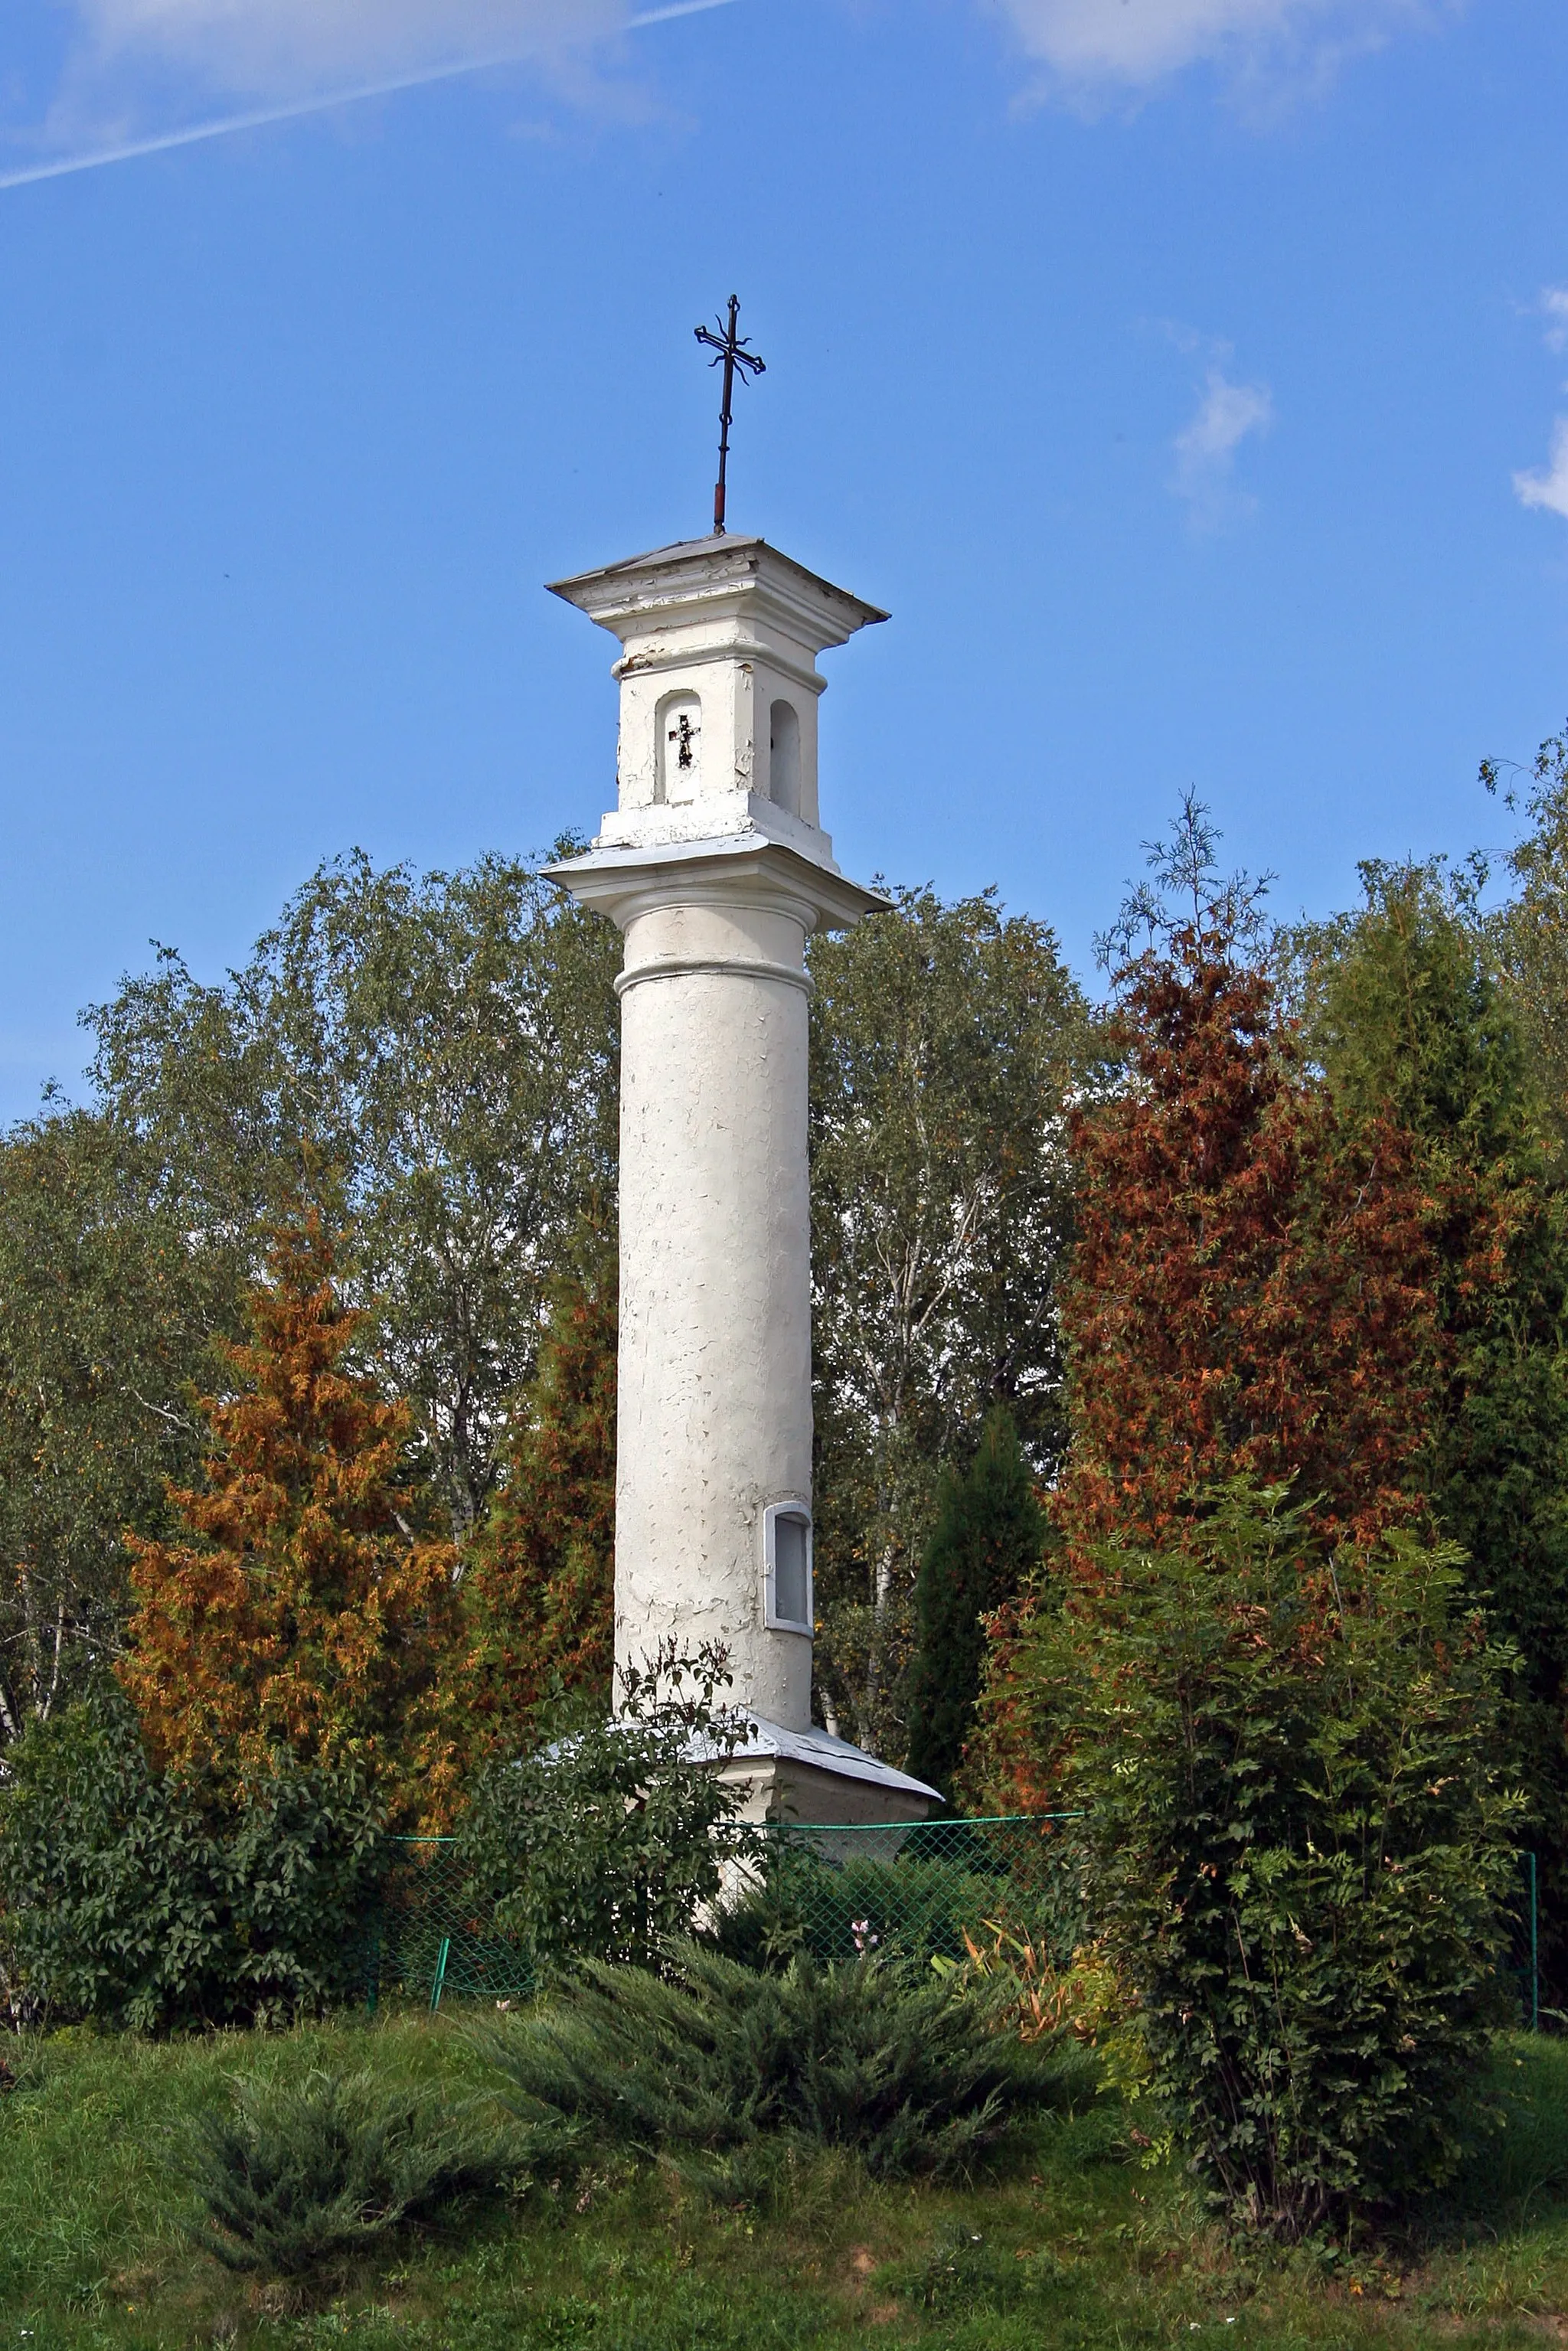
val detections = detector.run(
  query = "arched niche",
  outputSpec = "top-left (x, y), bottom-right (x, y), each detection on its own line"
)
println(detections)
top-left (769, 698), bottom-right (801, 818)
top-left (657, 691), bottom-right (702, 805)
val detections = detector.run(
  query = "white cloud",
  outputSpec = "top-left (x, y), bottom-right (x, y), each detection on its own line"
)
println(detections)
top-left (988, 0), bottom-right (1436, 99)
top-left (1539, 286), bottom-right (1568, 354)
top-left (0, 0), bottom-right (1454, 188)
top-left (58, 0), bottom-right (620, 106)
top-left (1, 0), bottom-right (673, 181)
top-left (1171, 367), bottom-right (1272, 523)
top-left (1514, 420), bottom-right (1568, 524)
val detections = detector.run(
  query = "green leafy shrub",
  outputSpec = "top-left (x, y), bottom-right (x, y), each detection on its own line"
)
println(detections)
top-left (454, 1642), bottom-right (757, 1974)
top-left (1021, 1484), bottom-right (1522, 2234)
top-left (714, 1835), bottom-right (1085, 1973)
top-left (188, 2069), bottom-right (518, 2280)
top-left (712, 1850), bottom-right (972, 1968)
top-left (481, 1939), bottom-right (1064, 2188)
top-left (0, 1697), bottom-right (387, 2031)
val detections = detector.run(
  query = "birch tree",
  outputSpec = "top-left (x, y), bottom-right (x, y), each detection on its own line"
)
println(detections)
top-left (0, 1111), bottom-right (227, 1743)
top-left (85, 847), bottom-right (621, 1538)
top-left (1487, 725), bottom-right (1568, 1167)
top-left (806, 884), bottom-right (1089, 1758)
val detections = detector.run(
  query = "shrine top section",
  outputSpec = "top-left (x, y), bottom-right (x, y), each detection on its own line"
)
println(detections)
top-left (547, 537), bottom-right (887, 865)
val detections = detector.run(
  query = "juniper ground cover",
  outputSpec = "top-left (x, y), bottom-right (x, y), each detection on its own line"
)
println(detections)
top-left (8, 2013), bottom-right (1568, 2349)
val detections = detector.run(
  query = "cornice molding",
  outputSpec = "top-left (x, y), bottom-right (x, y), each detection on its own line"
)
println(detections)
top-left (615, 955), bottom-right (815, 1001)
top-left (547, 535), bottom-right (888, 655)
top-left (545, 832), bottom-right (890, 936)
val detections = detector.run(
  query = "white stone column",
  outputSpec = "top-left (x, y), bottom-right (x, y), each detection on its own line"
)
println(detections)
top-left (554, 835), bottom-right (878, 1734)
top-left (614, 877), bottom-right (815, 1723)
top-left (544, 536), bottom-right (938, 1817)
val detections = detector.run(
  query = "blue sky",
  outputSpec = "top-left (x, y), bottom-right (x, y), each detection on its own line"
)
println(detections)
top-left (0, 0), bottom-right (1564, 1118)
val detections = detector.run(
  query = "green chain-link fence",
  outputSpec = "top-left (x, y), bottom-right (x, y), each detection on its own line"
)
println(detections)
top-left (730, 1815), bottom-right (1088, 1971)
top-left (363, 1823), bottom-right (1544, 2028)
top-left (364, 1815), bottom-right (1087, 2014)
top-left (364, 1837), bottom-right (535, 2013)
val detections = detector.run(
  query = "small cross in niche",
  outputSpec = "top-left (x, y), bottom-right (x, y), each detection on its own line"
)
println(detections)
top-left (671, 712), bottom-right (697, 769)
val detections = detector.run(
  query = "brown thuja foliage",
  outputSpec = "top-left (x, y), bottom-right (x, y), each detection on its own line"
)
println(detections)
top-left (1056, 939), bottom-right (1440, 1568)
top-left (1057, 805), bottom-right (1442, 1567)
top-left (456, 1261), bottom-right (616, 1758)
top-left (120, 1210), bottom-right (461, 1827)
top-left (977, 806), bottom-right (1445, 1808)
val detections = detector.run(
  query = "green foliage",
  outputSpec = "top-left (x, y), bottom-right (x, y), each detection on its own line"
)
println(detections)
top-left (0, 851), bottom-right (619, 1748)
top-left (1292, 857), bottom-right (1526, 1161)
top-left (806, 883), bottom-right (1090, 1757)
top-left (15, 2013), bottom-right (1568, 2349)
top-left (1294, 857), bottom-right (1568, 1998)
top-left (1486, 723), bottom-right (1568, 1164)
top-left (877, 2222), bottom-right (1066, 2315)
top-left (453, 1644), bottom-right (754, 1974)
top-left (0, 1696), bottom-right (387, 2031)
top-left (84, 849), bottom-right (622, 1536)
top-left (714, 1852), bottom-right (991, 1971)
top-left (481, 1938), bottom-right (1060, 2188)
top-left (1023, 1484), bottom-right (1521, 2235)
top-left (904, 1407), bottom-right (1045, 1802)
top-left (5, 860), bottom-right (1096, 1763)
top-left (456, 1249), bottom-right (617, 1763)
top-left (0, 1109), bottom-right (236, 1747)
top-left (186, 2069), bottom-right (518, 2280)
top-left (713, 1835), bottom-right (1083, 1974)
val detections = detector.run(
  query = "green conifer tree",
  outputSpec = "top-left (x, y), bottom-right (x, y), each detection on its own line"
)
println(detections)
top-left (1300, 860), bottom-right (1568, 1996)
top-left (456, 1256), bottom-right (617, 1760)
top-left (903, 1407), bottom-right (1044, 1806)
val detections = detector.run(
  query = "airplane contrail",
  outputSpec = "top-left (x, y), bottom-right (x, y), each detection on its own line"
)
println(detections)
top-left (0, 0), bottom-right (742, 192)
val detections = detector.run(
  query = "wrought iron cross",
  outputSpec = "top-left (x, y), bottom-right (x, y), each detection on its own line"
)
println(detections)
top-left (694, 295), bottom-right (766, 537)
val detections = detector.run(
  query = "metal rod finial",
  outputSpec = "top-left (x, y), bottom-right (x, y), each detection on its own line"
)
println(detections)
top-left (694, 296), bottom-right (766, 537)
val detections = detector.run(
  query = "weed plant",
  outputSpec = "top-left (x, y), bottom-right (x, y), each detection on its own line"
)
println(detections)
top-left (877, 2219), bottom-right (1072, 2315)
top-left (455, 1643), bottom-right (756, 1974)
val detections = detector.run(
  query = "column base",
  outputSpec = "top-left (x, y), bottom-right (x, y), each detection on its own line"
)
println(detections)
top-left (704, 1714), bottom-right (941, 1828)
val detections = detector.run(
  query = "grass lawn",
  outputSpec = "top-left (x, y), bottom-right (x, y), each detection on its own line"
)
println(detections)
top-left (8, 2014), bottom-right (1568, 2350)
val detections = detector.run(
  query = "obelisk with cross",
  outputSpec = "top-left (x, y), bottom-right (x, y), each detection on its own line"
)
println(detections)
top-left (545, 304), bottom-right (937, 1822)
